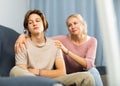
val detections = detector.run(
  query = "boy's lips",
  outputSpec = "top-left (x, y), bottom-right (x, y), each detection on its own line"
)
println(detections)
top-left (34, 27), bottom-right (38, 30)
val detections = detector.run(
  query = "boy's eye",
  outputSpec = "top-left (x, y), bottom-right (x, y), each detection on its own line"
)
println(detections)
top-left (28, 21), bottom-right (32, 24)
top-left (28, 18), bottom-right (42, 25)
top-left (36, 19), bottom-right (40, 22)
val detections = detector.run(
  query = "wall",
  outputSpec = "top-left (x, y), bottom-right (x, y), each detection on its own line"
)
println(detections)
top-left (0, 0), bottom-right (30, 33)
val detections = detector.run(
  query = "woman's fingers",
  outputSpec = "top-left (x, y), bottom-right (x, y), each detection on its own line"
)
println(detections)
top-left (54, 40), bottom-right (62, 48)
top-left (14, 41), bottom-right (20, 53)
top-left (14, 41), bottom-right (27, 53)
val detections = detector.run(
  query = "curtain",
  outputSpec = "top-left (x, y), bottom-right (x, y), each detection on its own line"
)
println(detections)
top-left (29, 0), bottom-right (119, 67)
top-left (114, 0), bottom-right (120, 41)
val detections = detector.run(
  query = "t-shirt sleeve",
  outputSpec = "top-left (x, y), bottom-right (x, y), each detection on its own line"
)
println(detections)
top-left (56, 48), bottom-right (63, 59)
top-left (15, 44), bottom-right (28, 65)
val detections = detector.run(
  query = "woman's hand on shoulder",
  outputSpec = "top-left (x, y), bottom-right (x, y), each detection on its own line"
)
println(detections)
top-left (54, 40), bottom-right (68, 54)
top-left (14, 34), bottom-right (28, 53)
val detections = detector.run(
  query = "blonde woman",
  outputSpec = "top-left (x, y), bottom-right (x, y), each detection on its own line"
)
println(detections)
top-left (53, 14), bottom-right (103, 86)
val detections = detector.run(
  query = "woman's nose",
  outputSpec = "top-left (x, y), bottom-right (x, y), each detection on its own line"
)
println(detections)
top-left (71, 24), bottom-right (75, 28)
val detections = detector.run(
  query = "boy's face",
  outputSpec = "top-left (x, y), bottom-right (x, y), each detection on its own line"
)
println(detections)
top-left (28, 13), bottom-right (44, 35)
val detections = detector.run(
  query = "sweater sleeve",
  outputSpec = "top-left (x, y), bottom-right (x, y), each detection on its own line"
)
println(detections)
top-left (85, 38), bottom-right (97, 70)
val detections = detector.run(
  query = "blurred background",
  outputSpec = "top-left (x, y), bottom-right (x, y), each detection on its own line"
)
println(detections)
top-left (0, 0), bottom-right (120, 85)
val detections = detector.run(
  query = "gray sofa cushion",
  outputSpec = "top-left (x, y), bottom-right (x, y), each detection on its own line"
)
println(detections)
top-left (0, 76), bottom-right (63, 86)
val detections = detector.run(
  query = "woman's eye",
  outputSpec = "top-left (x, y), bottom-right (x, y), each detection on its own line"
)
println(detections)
top-left (68, 24), bottom-right (71, 27)
top-left (74, 22), bottom-right (77, 25)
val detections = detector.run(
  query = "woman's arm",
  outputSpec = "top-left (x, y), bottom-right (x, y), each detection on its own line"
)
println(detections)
top-left (54, 40), bottom-right (87, 68)
top-left (54, 39), bottom-right (97, 69)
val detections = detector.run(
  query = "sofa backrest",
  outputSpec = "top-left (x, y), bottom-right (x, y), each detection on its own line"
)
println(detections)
top-left (0, 25), bottom-right (20, 76)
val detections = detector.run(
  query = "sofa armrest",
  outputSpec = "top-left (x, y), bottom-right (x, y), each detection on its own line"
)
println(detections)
top-left (96, 66), bottom-right (106, 75)
top-left (0, 25), bottom-right (20, 76)
top-left (96, 66), bottom-right (108, 86)
top-left (0, 76), bottom-right (63, 86)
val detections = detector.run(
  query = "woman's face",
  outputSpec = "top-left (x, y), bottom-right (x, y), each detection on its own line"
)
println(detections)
top-left (28, 13), bottom-right (44, 35)
top-left (67, 17), bottom-right (84, 36)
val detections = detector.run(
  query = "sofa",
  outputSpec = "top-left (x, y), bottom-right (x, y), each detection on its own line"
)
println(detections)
top-left (0, 25), bottom-right (108, 86)
top-left (0, 25), bottom-right (63, 86)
